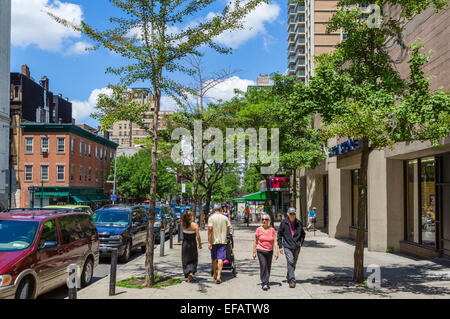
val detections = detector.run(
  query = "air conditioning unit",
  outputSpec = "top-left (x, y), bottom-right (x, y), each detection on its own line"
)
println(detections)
top-left (42, 147), bottom-right (48, 154)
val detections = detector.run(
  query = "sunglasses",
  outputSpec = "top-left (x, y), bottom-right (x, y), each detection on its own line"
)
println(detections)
top-left (262, 218), bottom-right (269, 221)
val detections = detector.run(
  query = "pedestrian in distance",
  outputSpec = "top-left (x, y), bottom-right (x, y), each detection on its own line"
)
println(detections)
top-left (208, 203), bottom-right (231, 284)
top-left (222, 204), bottom-right (231, 224)
top-left (244, 206), bottom-right (250, 227)
top-left (278, 207), bottom-right (305, 288)
top-left (307, 207), bottom-right (317, 231)
top-left (253, 215), bottom-right (279, 291)
top-left (181, 209), bottom-right (202, 283)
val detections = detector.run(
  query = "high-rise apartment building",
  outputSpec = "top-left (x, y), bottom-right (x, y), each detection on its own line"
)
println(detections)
top-left (105, 89), bottom-right (174, 147)
top-left (0, 0), bottom-right (11, 209)
top-left (287, 0), bottom-right (340, 82)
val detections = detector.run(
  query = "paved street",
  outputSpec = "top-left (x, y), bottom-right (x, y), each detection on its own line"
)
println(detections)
top-left (38, 249), bottom-right (148, 299)
top-left (74, 221), bottom-right (450, 299)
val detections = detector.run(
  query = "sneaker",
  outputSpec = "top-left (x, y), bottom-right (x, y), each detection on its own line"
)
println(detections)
top-left (262, 284), bottom-right (269, 291)
top-left (289, 280), bottom-right (296, 288)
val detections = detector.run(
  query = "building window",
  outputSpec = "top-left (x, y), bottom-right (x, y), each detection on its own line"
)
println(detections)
top-left (41, 165), bottom-right (49, 182)
top-left (57, 137), bottom-right (65, 153)
top-left (95, 146), bottom-right (98, 159)
top-left (420, 157), bottom-right (436, 247)
top-left (25, 137), bottom-right (34, 153)
top-left (41, 137), bottom-right (49, 153)
top-left (95, 169), bottom-right (98, 183)
top-left (404, 157), bottom-right (437, 247)
top-left (88, 168), bottom-right (92, 182)
top-left (85, 144), bottom-right (87, 157)
top-left (80, 141), bottom-right (82, 157)
top-left (89, 144), bottom-right (91, 157)
top-left (71, 138), bottom-right (74, 153)
top-left (57, 165), bottom-right (65, 181)
top-left (100, 148), bottom-right (103, 160)
top-left (25, 165), bottom-right (33, 182)
top-left (14, 86), bottom-right (19, 99)
top-left (405, 160), bottom-right (419, 243)
top-left (85, 168), bottom-right (88, 182)
top-left (70, 165), bottom-right (74, 181)
top-left (80, 167), bottom-right (83, 183)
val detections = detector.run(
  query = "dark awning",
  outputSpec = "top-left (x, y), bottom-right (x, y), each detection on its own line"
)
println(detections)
top-left (72, 195), bottom-right (91, 203)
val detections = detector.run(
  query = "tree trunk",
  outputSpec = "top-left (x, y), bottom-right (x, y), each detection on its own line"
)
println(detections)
top-left (353, 139), bottom-right (370, 283)
top-left (202, 186), bottom-right (212, 230)
top-left (144, 93), bottom-right (160, 288)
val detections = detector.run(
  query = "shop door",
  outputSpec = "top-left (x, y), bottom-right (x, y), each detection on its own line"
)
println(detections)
top-left (437, 153), bottom-right (450, 257)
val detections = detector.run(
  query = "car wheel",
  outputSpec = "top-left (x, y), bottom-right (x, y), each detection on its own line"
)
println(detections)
top-left (81, 258), bottom-right (94, 287)
top-left (15, 277), bottom-right (33, 299)
top-left (119, 241), bottom-right (131, 263)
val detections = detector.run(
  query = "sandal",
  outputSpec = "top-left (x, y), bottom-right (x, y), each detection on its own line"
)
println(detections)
top-left (216, 278), bottom-right (222, 284)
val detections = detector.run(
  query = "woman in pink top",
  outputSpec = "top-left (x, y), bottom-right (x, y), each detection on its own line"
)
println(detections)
top-left (252, 215), bottom-right (279, 291)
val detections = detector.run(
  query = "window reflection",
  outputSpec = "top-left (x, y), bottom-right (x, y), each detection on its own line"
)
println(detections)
top-left (421, 157), bottom-right (436, 247)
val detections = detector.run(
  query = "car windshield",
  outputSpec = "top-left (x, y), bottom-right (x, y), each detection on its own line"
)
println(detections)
top-left (93, 211), bottom-right (130, 227)
top-left (0, 220), bottom-right (40, 252)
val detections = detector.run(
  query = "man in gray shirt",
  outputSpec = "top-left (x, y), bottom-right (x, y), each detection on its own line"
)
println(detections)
top-left (208, 204), bottom-right (231, 284)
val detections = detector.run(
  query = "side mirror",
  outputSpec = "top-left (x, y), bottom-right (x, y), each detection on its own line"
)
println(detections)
top-left (39, 241), bottom-right (58, 250)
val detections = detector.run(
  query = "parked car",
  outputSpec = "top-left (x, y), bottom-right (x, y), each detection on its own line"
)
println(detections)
top-left (93, 205), bottom-right (148, 263)
top-left (143, 205), bottom-right (171, 242)
top-left (44, 205), bottom-right (94, 216)
top-left (168, 208), bottom-right (180, 234)
top-left (0, 209), bottom-right (99, 299)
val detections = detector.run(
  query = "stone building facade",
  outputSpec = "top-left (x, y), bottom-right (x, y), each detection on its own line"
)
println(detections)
top-left (0, 0), bottom-right (11, 209)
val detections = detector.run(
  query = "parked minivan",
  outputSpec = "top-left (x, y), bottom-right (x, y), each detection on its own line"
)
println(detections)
top-left (0, 209), bottom-right (99, 299)
top-left (93, 205), bottom-right (148, 263)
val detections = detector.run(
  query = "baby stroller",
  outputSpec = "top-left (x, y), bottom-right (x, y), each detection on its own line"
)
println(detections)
top-left (211, 227), bottom-right (237, 277)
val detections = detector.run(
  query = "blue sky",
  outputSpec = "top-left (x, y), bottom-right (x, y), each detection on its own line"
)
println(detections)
top-left (10, 0), bottom-right (289, 128)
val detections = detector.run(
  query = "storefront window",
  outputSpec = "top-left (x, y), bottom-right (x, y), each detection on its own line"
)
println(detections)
top-left (406, 160), bottom-right (419, 243)
top-left (420, 157), bottom-right (436, 247)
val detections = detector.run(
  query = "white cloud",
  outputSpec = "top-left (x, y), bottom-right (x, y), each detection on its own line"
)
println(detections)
top-left (211, 1), bottom-right (280, 49)
top-left (71, 87), bottom-right (112, 122)
top-left (206, 76), bottom-right (255, 102)
top-left (160, 95), bottom-right (179, 111)
top-left (11, 0), bottom-right (85, 53)
top-left (65, 41), bottom-right (91, 56)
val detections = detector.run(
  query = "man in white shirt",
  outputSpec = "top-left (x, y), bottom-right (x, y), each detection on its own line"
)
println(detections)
top-left (208, 204), bottom-right (231, 284)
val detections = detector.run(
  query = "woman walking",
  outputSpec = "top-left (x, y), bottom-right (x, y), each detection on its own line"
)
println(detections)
top-left (181, 209), bottom-right (202, 282)
top-left (252, 215), bottom-right (279, 291)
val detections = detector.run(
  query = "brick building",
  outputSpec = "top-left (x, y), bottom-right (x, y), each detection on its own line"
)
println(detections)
top-left (17, 123), bottom-right (118, 208)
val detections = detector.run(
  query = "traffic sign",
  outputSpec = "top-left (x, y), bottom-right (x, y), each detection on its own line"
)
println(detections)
top-left (28, 186), bottom-right (40, 192)
top-left (111, 194), bottom-right (117, 201)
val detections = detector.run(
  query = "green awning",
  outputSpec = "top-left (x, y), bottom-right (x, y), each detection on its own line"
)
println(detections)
top-left (89, 195), bottom-right (109, 202)
top-left (72, 195), bottom-right (91, 203)
top-left (35, 192), bottom-right (69, 198)
top-left (233, 198), bottom-right (245, 203)
top-left (243, 191), bottom-right (276, 201)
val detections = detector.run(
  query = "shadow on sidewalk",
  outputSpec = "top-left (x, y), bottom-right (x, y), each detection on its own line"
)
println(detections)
top-left (294, 261), bottom-right (450, 297)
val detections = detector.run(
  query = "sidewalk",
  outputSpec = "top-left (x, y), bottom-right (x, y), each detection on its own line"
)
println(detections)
top-left (78, 222), bottom-right (450, 299)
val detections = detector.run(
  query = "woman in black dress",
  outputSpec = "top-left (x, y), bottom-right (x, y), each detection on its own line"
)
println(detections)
top-left (181, 209), bottom-right (202, 282)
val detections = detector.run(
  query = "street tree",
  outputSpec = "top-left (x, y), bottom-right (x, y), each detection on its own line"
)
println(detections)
top-left (295, 0), bottom-right (450, 283)
top-left (50, 0), bottom-right (269, 287)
